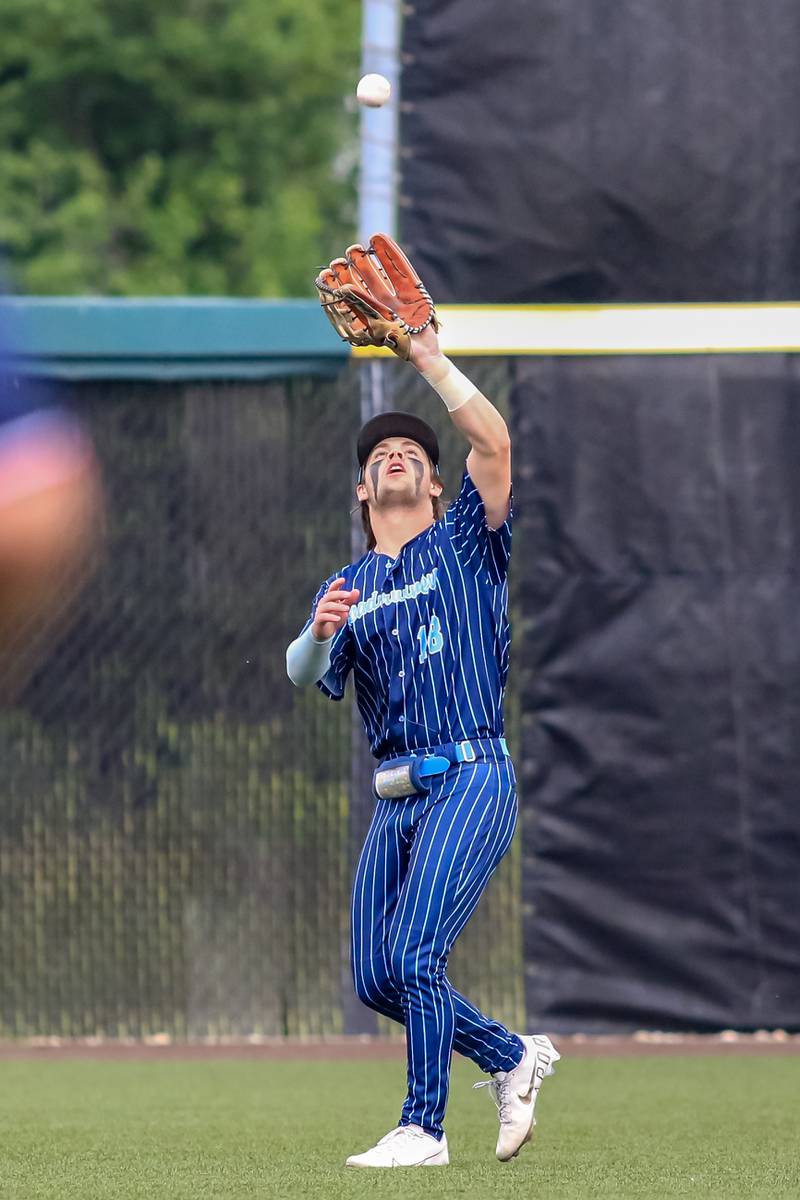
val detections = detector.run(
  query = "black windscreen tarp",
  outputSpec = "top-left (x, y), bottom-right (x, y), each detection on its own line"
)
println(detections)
top-left (513, 355), bottom-right (800, 1031)
top-left (400, 1), bottom-right (800, 302)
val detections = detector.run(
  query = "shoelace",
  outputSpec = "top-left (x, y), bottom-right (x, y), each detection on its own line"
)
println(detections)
top-left (473, 1075), bottom-right (514, 1124)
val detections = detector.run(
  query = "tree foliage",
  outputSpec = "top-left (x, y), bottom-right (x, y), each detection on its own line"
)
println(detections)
top-left (0, 0), bottom-right (360, 296)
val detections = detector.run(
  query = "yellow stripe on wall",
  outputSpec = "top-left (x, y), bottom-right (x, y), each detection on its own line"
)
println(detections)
top-left (351, 303), bottom-right (800, 357)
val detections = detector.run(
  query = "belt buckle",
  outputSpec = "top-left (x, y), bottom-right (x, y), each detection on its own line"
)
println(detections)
top-left (457, 741), bottom-right (476, 763)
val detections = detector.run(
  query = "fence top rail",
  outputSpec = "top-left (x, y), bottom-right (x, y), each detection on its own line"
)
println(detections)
top-left (353, 302), bottom-right (800, 357)
top-left (0, 298), bottom-right (348, 381)
top-left (5, 298), bottom-right (800, 379)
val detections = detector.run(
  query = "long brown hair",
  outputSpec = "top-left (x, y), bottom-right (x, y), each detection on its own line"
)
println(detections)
top-left (360, 469), bottom-right (446, 551)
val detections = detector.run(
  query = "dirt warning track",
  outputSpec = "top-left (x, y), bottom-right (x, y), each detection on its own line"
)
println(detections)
top-left (0, 1032), bottom-right (797, 1060)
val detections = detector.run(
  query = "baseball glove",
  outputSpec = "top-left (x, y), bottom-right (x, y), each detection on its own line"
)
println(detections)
top-left (315, 234), bottom-right (438, 361)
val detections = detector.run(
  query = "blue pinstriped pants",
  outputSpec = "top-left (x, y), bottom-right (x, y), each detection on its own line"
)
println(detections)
top-left (350, 755), bottom-right (524, 1139)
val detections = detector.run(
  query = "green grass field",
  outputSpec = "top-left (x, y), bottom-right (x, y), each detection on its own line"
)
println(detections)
top-left (0, 1056), bottom-right (798, 1199)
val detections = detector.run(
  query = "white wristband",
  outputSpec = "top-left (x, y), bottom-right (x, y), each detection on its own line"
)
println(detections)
top-left (420, 357), bottom-right (478, 412)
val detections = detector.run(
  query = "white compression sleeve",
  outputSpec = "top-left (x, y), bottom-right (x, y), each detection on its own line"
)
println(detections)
top-left (286, 625), bottom-right (334, 686)
top-left (420, 355), bottom-right (478, 412)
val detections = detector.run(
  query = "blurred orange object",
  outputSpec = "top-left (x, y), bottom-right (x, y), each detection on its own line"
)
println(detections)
top-left (0, 412), bottom-right (103, 701)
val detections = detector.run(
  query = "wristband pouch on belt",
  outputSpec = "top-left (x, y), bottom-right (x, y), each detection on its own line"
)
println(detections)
top-left (372, 754), bottom-right (451, 800)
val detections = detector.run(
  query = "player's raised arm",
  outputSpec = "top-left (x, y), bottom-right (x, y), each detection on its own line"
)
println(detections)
top-left (315, 234), bottom-right (511, 529)
top-left (408, 324), bottom-right (511, 530)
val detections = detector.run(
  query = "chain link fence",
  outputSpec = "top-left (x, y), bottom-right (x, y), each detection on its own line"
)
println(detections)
top-left (0, 358), bottom-right (526, 1039)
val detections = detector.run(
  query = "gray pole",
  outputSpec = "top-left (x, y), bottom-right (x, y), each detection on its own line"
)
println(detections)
top-left (357, 0), bottom-right (400, 422)
top-left (343, 0), bottom-right (402, 1037)
top-left (359, 0), bottom-right (400, 241)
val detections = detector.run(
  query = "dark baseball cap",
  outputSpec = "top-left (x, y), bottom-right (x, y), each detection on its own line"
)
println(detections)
top-left (357, 411), bottom-right (440, 477)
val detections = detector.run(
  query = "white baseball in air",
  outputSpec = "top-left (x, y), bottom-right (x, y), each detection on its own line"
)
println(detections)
top-left (357, 73), bottom-right (391, 108)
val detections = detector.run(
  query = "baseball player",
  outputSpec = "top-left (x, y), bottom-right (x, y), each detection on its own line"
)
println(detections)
top-left (286, 236), bottom-right (560, 1168)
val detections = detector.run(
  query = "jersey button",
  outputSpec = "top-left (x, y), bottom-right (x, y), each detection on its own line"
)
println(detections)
top-left (398, 716), bottom-right (405, 722)
top-left (398, 670), bottom-right (405, 678)
top-left (391, 628), bottom-right (399, 636)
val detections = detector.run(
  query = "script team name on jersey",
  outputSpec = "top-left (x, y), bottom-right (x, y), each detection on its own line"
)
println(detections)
top-left (301, 471), bottom-right (512, 759)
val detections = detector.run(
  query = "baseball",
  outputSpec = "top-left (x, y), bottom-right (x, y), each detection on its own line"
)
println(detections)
top-left (357, 73), bottom-right (391, 108)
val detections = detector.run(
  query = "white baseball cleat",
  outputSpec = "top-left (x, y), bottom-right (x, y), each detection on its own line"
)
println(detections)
top-left (474, 1033), bottom-right (561, 1162)
top-left (345, 1125), bottom-right (449, 1168)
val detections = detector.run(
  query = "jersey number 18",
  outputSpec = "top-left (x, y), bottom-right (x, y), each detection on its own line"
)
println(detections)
top-left (417, 615), bottom-right (444, 664)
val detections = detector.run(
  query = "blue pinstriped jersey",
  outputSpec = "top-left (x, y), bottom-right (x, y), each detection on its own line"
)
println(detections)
top-left (302, 471), bottom-right (512, 759)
